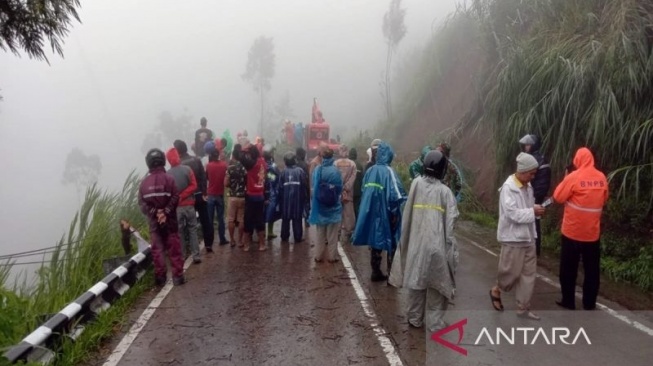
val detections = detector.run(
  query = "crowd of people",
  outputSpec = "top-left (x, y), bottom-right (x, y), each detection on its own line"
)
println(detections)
top-left (137, 117), bottom-right (609, 332)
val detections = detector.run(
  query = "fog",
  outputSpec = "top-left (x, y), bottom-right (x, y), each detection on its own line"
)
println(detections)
top-left (0, 0), bottom-right (458, 277)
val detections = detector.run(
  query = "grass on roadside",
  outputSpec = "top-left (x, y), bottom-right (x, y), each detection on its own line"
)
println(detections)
top-left (0, 171), bottom-right (153, 365)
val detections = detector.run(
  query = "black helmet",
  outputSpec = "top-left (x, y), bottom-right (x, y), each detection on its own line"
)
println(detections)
top-left (145, 148), bottom-right (166, 169)
top-left (423, 150), bottom-right (447, 180)
top-left (284, 152), bottom-right (297, 167)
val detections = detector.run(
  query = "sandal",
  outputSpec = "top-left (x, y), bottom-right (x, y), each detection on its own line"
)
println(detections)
top-left (258, 246), bottom-right (267, 252)
top-left (489, 289), bottom-right (504, 311)
top-left (242, 246), bottom-right (250, 252)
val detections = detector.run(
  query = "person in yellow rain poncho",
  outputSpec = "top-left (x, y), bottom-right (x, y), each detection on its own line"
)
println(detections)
top-left (389, 149), bottom-right (459, 332)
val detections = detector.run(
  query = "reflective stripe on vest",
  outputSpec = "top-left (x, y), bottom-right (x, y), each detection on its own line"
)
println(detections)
top-left (365, 183), bottom-right (384, 190)
top-left (413, 204), bottom-right (445, 212)
top-left (565, 201), bottom-right (602, 213)
top-left (284, 181), bottom-right (300, 186)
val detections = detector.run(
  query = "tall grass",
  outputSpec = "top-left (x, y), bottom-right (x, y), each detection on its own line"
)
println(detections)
top-left (0, 171), bottom-right (151, 364)
top-left (473, 0), bottom-right (653, 215)
top-left (383, 0), bottom-right (653, 291)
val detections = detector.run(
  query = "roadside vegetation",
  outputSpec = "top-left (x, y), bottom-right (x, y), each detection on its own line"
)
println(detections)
top-left (0, 172), bottom-right (153, 365)
top-left (382, 0), bottom-right (653, 294)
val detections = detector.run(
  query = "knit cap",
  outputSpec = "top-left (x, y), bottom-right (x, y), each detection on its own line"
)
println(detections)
top-left (516, 152), bottom-right (539, 172)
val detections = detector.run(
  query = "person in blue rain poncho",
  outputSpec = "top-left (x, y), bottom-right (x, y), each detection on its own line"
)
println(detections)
top-left (353, 141), bottom-right (407, 282)
top-left (277, 152), bottom-right (309, 243)
top-left (263, 144), bottom-right (281, 239)
top-left (309, 148), bottom-right (343, 263)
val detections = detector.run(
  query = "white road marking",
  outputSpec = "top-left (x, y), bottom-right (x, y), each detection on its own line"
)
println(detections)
top-left (461, 234), bottom-right (653, 337)
top-left (102, 253), bottom-right (194, 366)
top-left (337, 243), bottom-right (404, 366)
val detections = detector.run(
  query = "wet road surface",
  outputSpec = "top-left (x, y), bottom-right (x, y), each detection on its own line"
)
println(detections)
top-left (103, 222), bottom-right (653, 366)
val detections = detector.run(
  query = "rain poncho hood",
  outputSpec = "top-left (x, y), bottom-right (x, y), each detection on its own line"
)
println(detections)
top-left (352, 142), bottom-right (407, 251)
top-left (308, 157), bottom-right (343, 225)
top-left (420, 145), bottom-right (431, 162)
top-left (166, 148), bottom-right (181, 167)
top-left (389, 177), bottom-right (459, 300)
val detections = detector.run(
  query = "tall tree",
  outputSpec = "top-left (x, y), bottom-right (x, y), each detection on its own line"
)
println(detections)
top-left (382, 0), bottom-right (407, 122)
top-left (62, 148), bottom-right (102, 204)
top-left (0, 0), bottom-right (81, 62)
top-left (242, 36), bottom-right (275, 137)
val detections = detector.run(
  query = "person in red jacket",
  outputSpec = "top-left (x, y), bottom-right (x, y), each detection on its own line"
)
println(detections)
top-left (553, 147), bottom-right (609, 310)
top-left (139, 149), bottom-right (185, 286)
top-left (234, 142), bottom-right (267, 251)
top-left (166, 148), bottom-right (201, 263)
top-left (206, 150), bottom-right (230, 245)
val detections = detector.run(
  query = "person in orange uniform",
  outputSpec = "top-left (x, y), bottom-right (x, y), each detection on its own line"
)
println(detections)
top-left (553, 147), bottom-right (609, 310)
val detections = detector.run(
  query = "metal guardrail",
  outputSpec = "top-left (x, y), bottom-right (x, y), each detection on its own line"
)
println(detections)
top-left (2, 230), bottom-right (152, 364)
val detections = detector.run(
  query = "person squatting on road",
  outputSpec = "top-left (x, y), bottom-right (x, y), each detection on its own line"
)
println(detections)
top-left (225, 146), bottom-right (247, 247)
top-left (173, 140), bottom-right (214, 251)
top-left (334, 145), bottom-right (357, 245)
top-left (389, 149), bottom-right (459, 332)
top-left (278, 152), bottom-right (308, 243)
top-left (263, 144), bottom-right (281, 240)
top-left (309, 148), bottom-right (343, 263)
top-left (353, 141), bottom-right (407, 282)
top-left (490, 152), bottom-right (544, 320)
top-left (205, 143), bottom-right (230, 246)
top-left (234, 140), bottom-right (268, 252)
top-left (139, 149), bottom-right (185, 286)
top-left (553, 147), bottom-right (608, 311)
top-left (408, 145), bottom-right (432, 179)
top-left (166, 147), bottom-right (201, 263)
top-left (519, 134), bottom-right (551, 257)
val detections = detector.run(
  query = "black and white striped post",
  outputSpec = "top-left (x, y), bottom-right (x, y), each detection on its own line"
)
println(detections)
top-left (3, 229), bottom-right (152, 364)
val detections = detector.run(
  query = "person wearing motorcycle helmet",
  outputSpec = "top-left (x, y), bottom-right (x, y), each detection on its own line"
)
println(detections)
top-left (278, 151), bottom-right (309, 243)
top-left (518, 134), bottom-right (551, 257)
top-left (389, 149), bottom-right (459, 331)
top-left (139, 148), bottom-right (186, 286)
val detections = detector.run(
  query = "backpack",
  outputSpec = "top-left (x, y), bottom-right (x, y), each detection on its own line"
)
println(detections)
top-left (316, 166), bottom-right (339, 207)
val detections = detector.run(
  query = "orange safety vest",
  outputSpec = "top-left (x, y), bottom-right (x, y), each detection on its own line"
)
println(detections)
top-left (553, 148), bottom-right (609, 242)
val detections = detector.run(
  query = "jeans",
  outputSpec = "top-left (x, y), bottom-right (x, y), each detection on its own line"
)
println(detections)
top-left (208, 195), bottom-right (228, 243)
top-left (177, 206), bottom-right (200, 260)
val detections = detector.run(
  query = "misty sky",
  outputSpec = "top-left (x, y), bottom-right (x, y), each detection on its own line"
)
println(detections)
top-left (0, 0), bottom-right (459, 275)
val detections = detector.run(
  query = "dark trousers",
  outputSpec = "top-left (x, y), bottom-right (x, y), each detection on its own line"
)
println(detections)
top-left (281, 217), bottom-right (303, 242)
top-left (195, 195), bottom-right (214, 248)
top-left (208, 195), bottom-right (228, 243)
top-left (244, 198), bottom-right (266, 234)
top-left (371, 247), bottom-right (396, 275)
top-left (559, 235), bottom-right (601, 309)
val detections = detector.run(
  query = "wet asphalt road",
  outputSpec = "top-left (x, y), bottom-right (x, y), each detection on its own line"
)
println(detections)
top-left (108, 222), bottom-right (653, 366)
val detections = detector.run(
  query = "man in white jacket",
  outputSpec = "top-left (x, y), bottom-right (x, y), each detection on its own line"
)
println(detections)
top-left (489, 152), bottom-right (545, 320)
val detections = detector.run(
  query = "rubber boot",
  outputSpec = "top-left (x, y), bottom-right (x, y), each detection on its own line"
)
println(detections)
top-left (370, 249), bottom-right (387, 282)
